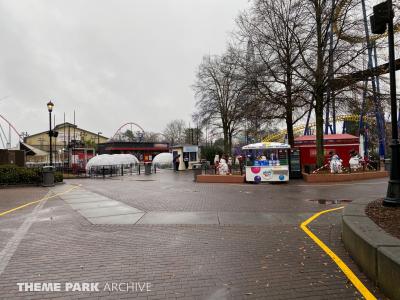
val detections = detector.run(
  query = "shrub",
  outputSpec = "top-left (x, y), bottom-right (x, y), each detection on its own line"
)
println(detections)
top-left (201, 145), bottom-right (223, 165)
top-left (0, 164), bottom-right (64, 185)
top-left (54, 172), bottom-right (63, 183)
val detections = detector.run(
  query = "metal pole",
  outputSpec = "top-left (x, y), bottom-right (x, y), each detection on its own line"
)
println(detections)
top-left (64, 112), bottom-right (66, 170)
top-left (54, 114), bottom-right (56, 165)
top-left (73, 110), bottom-right (75, 171)
top-left (49, 111), bottom-right (53, 166)
top-left (362, 0), bottom-right (386, 159)
top-left (384, 0), bottom-right (400, 205)
top-left (68, 124), bottom-right (70, 171)
top-left (8, 125), bottom-right (11, 149)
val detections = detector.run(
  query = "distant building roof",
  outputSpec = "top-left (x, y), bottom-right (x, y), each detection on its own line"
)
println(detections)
top-left (294, 134), bottom-right (358, 141)
top-left (19, 142), bottom-right (48, 156)
top-left (171, 144), bottom-right (198, 148)
top-left (24, 122), bottom-right (108, 140)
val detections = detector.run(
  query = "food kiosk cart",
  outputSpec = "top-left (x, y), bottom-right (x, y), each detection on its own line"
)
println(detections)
top-left (242, 142), bottom-right (291, 182)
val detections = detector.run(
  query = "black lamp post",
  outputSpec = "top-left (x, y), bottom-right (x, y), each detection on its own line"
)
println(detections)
top-left (371, 1), bottom-right (400, 205)
top-left (47, 101), bottom-right (54, 166)
top-left (97, 132), bottom-right (102, 154)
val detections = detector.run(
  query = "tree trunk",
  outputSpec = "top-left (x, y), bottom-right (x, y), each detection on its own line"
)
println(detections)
top-left (228, 131), bottom-right (233, 156)
top-left (315, 92), bottom-right (325, 167)
top-left (223, 126), bottom-right (229, 155)
top-left (286, 63), bottom-right (294, 147)
top-left (315, 0), bottom-right (325, 168)
top-left (286, 106), bottom-right (294, 147)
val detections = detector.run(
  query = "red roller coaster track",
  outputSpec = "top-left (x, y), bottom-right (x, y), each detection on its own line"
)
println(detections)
top-left (110, 122), bottom-right (145, 140)
top-left (0, 114), bottom-right (22, 140)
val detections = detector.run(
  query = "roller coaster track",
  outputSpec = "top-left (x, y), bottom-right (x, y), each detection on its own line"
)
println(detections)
top-left (262, 114), bottom-right (374, 142)
top-left (110, 122), bottom-right (145, 142)
top-left (333, 0), bottom-right (390, 157)
top-left (333, 0), bottom-right (400, 44)
top-left (0, 114), bottom-right (22, 148)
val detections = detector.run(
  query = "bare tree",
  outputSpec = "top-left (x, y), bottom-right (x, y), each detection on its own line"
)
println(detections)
top-left (142, 132), bottom-right (164, 143)
top-left (193, 50), bottom-right (245, 154)
top-left (236, 0), bottom-right (310, 146)
top-left (163, 119), bottom-right (186, 145)
top-left (295, 0), bottom-right (367, 166)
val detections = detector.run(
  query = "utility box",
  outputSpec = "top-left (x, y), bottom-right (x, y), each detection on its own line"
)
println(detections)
top-left (42, 166), bottom-right (55, 187)
top-left (289, 148), bottom-right (302, 179)
top-left (0, 149), bottom-right (25, 167)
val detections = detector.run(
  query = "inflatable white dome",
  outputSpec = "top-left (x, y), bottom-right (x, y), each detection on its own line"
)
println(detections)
top-left (152, 152), bottom-right (173, 168)
top-left (86, 154), bottom-right (139, 170)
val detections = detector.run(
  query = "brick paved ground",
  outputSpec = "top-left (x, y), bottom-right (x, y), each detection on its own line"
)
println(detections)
top-left (0, 187), bottom-right (48, 255)
top-left (0, 172), bottom-right (389, 299)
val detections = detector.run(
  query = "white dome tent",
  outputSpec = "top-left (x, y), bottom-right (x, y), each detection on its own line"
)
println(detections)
top-left (152, 152), bottom-right (173, 169)
top-left (86, 154), bottom-right (139, 177)
top-left (86, 154), bottom-right (139, 170)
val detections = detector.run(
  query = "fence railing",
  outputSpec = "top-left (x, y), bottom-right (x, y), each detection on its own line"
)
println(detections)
top-left (200, 163), bottom-right (245, 176)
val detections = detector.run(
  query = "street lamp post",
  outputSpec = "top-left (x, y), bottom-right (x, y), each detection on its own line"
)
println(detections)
top-left (97, 132), bottom-right (102, 154)
top-left (47, 101), bottom-right (54, 166)
top-left (384, 1), bottom-right (400, 206)
top-left (371, 1), bottom-right (400, 205)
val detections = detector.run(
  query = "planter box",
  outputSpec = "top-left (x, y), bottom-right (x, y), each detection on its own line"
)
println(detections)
top-left (196, 174), bottom-right (245, 184)
top-left (302, 171), bottom-right (388, 183)
top-left (342, 200), bottom-right (400, 300)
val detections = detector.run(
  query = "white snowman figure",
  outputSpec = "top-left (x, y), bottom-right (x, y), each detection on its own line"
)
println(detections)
top-left (349, 154), bottom-right (361, 172)
top-left (218, 157), bottom-right (229, 175)
top-left (214, 154), bottom-right (220, 165)
top-left (330, 154), bottom-right (343, 174)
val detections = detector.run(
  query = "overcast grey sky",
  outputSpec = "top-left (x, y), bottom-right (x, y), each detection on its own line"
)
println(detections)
top-left (0, 0), bottom-right (250, 140)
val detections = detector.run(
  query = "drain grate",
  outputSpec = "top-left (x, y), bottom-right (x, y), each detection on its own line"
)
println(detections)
top-left (308, 199), bottom-right (352, 204)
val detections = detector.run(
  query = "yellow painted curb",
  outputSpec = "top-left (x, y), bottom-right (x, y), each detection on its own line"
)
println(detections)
top-left (300, 207), bottom-right (377, 300)
top-left (0, 185), bottom-right (80, 217)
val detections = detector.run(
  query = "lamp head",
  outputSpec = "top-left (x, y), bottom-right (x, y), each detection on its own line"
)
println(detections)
top-left (47, 100), bottom-right (54, 112)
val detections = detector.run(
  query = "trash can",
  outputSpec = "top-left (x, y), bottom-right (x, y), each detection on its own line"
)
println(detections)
top-left (192, 163), bottom-right (203, 181)
top-left (144, 162), bottom-right (152, 175)
top-left (42, 166), bottom-right (55, 187)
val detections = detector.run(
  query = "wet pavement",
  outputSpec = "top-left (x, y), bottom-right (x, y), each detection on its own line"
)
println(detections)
top-left (0, 171), bottom-right (389, 299)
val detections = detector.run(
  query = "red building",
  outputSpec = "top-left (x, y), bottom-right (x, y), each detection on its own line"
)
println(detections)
top-left (294, 134), bottom-right (360, 168)
top-left (98, 142), bottom-right (169, 162)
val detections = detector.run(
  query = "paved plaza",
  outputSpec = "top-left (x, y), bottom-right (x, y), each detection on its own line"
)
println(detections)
top-left (0, 171), bottom-right (389, 299)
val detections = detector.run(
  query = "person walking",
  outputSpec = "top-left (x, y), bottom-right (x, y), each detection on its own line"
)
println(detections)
top-left (174, 155), bottom-right (180, 172)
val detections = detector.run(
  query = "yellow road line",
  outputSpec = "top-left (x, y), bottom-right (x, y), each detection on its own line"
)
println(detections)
top-left (300, 207), bottom-right (377, 300)
top-left (0, 185), bottom-right (80, 218)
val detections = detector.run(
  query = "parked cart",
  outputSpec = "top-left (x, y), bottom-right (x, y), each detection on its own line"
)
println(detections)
top-left (242, 142), bottom-right (290, 183)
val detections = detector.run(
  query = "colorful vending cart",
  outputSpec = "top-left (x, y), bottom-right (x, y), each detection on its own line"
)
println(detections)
top-left (242, 142), bottom-right (291, 183)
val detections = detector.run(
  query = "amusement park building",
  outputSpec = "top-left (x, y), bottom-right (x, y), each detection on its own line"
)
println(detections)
top-left (24, 122), bottom-right (108, 152)
top-left (97, 141), bottom-right (169, 162)
top-left (294, 134), bottom-right (360, 168)
top-left (24, 122), bottom-right (108, 163)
